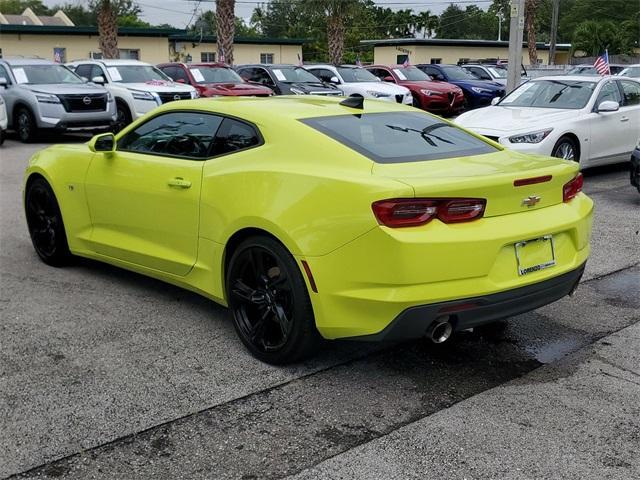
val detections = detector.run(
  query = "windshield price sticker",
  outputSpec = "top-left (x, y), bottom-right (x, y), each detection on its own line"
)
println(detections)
top-left (273, 69), bottom-right (287, 81)
top-left (191, 68), bottom-right (205, 82)
top-left (393, 69), bottom-right (407, 80)
top-left (13, 68), bottom-right (28, 84)
top-left (107, 67), bottom-right (122, 81)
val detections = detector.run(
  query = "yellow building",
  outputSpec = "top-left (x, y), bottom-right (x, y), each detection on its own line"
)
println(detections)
top-left (0, 24), bottom-right (304, 66)
top-left (362, 38), bottom-right (572, 66)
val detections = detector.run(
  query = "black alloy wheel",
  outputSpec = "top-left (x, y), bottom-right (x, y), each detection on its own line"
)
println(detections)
top-left (226, 236), bottom-right (320, 364)
top-left (551, 136), bottom-right (579, 162)
top-left (16, 108), bottom-right (37, 143)
top-left (114, 102), bottom-right (131, 133)
top-left (25, 178), bottom-right (71, 266)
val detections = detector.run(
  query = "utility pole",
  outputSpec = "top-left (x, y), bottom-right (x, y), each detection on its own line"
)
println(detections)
top-left (549, 0), bottom-right (560, 65)
top-left (507, 0), bottom-right (526, 93)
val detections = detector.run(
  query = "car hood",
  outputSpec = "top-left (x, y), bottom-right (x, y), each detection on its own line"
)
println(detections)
top-left (22, 83), bottom-right (108, 95)
top-left (286, 82), bottom-right (340, 93)
top-left (119, 81), bottom-right (195, 93)
top-left (203, 82), bottom-right (272, 95)
top-left (449, 79), bottom-right (504, 90)
top-left (455, 106), bottom-right (578, 134)
top-left (345, 82), bottom-right (409, 94)
top-left (399, 80), bottom-right (461, 94)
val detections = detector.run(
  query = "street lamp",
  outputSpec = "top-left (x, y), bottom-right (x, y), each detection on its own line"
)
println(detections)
top-left (497, 11), bottom-right (505, 41)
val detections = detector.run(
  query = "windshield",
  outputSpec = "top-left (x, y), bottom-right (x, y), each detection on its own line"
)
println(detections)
top-left (392, 67), bottom-right (431, 81)
top-left (499, 79), bottom-right (596, 109)
top-left (11, 64), bottom-right (83, 85)
top-left (189, 66), bottom-right (243, 84)
top-left (301, 112), bottom-right (496, 164)
top-left (107, 65), bottom-right (171, 83)
top-left (441, 66), bottom-right (478, 81)
top-left (487, 67), bottom-right (508, 78)
top-left (620, 66), bottom-right (640, 78)
top-left (271, 67), bottom-right (320, 83)
top-left (337, 67), bottom-right (379, 83)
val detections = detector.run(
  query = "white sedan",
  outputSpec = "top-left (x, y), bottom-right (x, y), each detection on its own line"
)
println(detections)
top-left (455, 75), bottom-right (640, 168)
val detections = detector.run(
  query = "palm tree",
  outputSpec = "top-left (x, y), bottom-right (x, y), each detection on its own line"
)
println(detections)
top-left (216, 0), bottom-right (236, 64)
top-left (525, 0), bottom-right (538, 65)
top-left (416, 10), bottom-right (438, 39)
top-left (97, 0), bottom-right (119, 59)
top-left (308, 0), bottom-right (358, 65)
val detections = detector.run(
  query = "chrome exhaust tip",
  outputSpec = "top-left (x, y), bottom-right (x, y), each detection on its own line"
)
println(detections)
top-left (426, 317), bottom-right (453, 344)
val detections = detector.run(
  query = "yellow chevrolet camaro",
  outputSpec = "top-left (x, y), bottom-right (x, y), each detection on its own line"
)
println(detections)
top-left (23, 96), bottom-right (593, 364)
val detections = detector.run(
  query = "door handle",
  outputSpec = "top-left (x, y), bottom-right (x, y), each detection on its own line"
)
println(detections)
top-left (620, 117), bottom-right (629, 122)
top-left (167, 177), bottom-right (191, 189)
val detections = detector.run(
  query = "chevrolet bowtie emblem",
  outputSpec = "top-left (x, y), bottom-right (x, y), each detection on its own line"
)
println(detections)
top-left (522, 195), bottom-right (541, 207)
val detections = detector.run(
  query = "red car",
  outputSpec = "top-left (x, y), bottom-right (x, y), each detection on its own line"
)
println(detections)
top-left (157, 62), bottom-right (274, 97)
top-left (365, 65), bottom-right (464, 116)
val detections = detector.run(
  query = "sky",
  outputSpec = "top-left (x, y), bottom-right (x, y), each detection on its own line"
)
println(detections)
top-left (41, 0), bottom-right (492, 29)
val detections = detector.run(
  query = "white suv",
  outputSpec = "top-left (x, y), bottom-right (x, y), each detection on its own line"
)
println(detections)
top-left (305, 64), bottom-right (412, 105)
top-left (67, 59), bottom-right (198, 130)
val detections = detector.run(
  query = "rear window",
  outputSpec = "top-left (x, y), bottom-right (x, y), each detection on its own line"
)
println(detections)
top-left (300, 112), bottom-right (496, 163)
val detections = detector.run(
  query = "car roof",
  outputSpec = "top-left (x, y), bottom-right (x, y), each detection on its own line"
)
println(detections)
top-left (1, 58), bottom-right (56, 66)
top-left (146, 95), bottom-right (411, 125)
top-left (237, 64), bottom-right (298, 69)
top-left (159, 62), bottom-right (231, 68)
top-left (69, 59), bottom-right (150, 67)
top-left (532, 75), bottom-right (604, 82)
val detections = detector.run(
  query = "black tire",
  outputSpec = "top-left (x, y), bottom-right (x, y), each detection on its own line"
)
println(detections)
top-left (551, 136), bottom-right (579, 162)
top-left (411, 93), bottom-right (421, 108)
top-left (225, 235), bottom-right (321, 364)
top-left (0, 129), bottom-right (5, 145)
top-left (113, 101), bottom-right (131, 133)
top-left (16, 107), bottom-right (37, 143)
top-left (25, 177), bottom-right (72, 267)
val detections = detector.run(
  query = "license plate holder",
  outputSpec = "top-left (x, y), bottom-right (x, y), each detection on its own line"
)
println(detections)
top-left (514, 235), bottom-right (556, 276)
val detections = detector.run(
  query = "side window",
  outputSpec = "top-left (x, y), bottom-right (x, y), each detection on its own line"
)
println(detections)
top-left (91, 65), bottom-right (106, 81)
top-left (74, 64), bottom-right (93, 80)
top-left (117, 112), bottom-right (224, 159)
top-left (423, 66), bottom-right (438, 77)
top-left (172, 67), bottom-right (190, 83)
top-left (159, 66), bottom-right (176, 80)
top-left (236, 67), bottom-right (251, 81)
top-left (211, 118), bottom-right (261, 155)
top-left (366, 68), bottom-right (384, 80)
top-left (312, 69), bottom-right (334, 82)
top-left (596, 81), bottom-right (622, 105)
top-left (620, 81), bottom-right (640, 106)
top-left (469, 67), bottom-right (490, 80)
top-left (0, 65), bottom-right (12, 83)
top-left (253, 68), bottom-right (274, 86)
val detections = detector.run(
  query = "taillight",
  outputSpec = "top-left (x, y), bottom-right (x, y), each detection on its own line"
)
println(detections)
top-left (563, 173), bottom-right (583, 202)
top-left (372, 198), bottom-right (486, 228)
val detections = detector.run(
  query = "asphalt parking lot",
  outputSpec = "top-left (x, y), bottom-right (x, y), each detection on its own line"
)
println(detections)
top-left (1, 135), bottom-right (639, 479)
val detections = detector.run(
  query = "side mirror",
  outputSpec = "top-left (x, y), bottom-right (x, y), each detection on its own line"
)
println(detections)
top-left (0, 77), bottom-right (7, 87)
top-left (329, 76), bottom-right (340, 84)
top-left (491, 97), bottom-right (501, 106)
top-left (382, 76), bottom-right (395, 83)
top-left (91, 75), bottom-right (106, 84)
top-left (88, 132), bottom-right (115, 153)
top-left (597, 100), bottom-right (619, 112)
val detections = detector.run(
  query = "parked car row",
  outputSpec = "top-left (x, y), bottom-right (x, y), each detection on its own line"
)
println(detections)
top-left (0, 55), bottom-right (515, 142)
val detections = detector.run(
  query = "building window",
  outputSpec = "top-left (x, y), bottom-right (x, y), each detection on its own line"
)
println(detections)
top-left (430, 58), bottom-right (442, 64)
top-left (119, 49), bottom-right (140, 60)
top-left (90, 51), bottom-right (103, 59)
top-left (53, 47), bottom-right (66, 63)
top-left (260, 53), bottom-right (274, 64)
top-left (396, 54), bottom-right (408, 64)
top-left (201, 52), bottom-right (216, 62)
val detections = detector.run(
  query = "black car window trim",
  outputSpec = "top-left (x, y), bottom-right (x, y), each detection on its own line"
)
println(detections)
top-left (116, 109), bottom-right (264, 161)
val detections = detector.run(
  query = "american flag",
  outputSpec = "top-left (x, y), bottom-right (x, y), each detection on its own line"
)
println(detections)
top-left (402, 56), bottom-right (410, 67)
top-left (593, 50), bottom-right (610, 75)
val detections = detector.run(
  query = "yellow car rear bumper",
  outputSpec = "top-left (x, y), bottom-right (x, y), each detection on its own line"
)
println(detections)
top-left (304, 194), bottom-right (593, 339)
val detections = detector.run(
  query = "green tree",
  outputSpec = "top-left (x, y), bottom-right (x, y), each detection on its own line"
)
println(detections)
top-left (0, 0), bottom-right (50, 14)
top-left (571, 20), bottom-right (637, 56)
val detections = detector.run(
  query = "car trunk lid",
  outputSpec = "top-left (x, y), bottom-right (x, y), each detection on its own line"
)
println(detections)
top-left (371, 150), bottom-right (579, 217)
